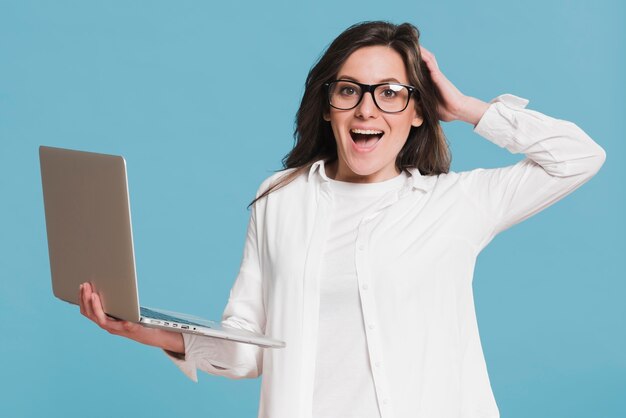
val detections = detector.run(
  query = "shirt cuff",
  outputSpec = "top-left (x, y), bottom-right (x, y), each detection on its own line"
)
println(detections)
top-left (472, 93), bottom-right (532, 152)
top-left (163, 332), bottom-right (200, 382)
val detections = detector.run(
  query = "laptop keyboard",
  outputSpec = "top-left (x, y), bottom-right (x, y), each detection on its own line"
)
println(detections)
top-left (140, 307), bottom-right (207, 327)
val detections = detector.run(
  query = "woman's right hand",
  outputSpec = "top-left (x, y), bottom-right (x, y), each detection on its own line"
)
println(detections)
top-left (78, 282), bottom-right (185, 354)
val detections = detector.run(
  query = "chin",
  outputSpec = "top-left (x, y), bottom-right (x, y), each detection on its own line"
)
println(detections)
top-left (349, 164), bottom-right (380, 177)
top-left (344, 160), bottom-right (389, 180)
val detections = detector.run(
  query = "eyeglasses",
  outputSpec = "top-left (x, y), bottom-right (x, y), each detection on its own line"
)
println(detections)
top-left (324, 80), bottom-right (417, 113)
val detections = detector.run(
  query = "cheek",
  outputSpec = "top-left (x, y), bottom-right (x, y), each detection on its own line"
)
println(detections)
top-left (329, 124), bottom-right (346, 152)
top-left (329, 114), bottom-right (350, 142)
top-left (390, 116), bottom-right (414, 140)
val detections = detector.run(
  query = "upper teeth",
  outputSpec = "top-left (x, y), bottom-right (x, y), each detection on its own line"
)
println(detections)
top-left (351, 129), bottom-right (383, 135)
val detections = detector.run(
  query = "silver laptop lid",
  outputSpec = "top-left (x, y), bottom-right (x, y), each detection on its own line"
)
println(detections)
top-left (39, 146), bottom-right (141, 322)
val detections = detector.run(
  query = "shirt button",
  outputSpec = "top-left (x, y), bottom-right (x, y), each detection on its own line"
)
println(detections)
top-left (383, 399), bottom-right (389, 405)
top-left (375, 361), bottom-right (381, 368)
top-left (368, 323), bottom-right (375, 330)
top-left (361, 283), bottom-right (369, 290)
top-left (358, 244), bottom-right (365, 251)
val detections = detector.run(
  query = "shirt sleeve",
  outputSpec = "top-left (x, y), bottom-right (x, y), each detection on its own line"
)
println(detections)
top-left (163, 189), bottom-right (266, 382)
top-left (460, 94), bottom-right (606, 251)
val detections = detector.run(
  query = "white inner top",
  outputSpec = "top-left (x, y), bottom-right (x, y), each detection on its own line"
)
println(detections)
top-left (312, 171), bottom-right (408, 418)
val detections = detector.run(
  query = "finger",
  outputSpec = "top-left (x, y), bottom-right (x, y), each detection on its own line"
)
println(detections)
top-left (419, 45), bottom-right (432, 56)
top-left (78, 283), bottom-right (85, 316)
top-left (90, 292), bottom-right (122, 328)
top-left (80, 282), bottom-right (90, 317)
top-left (419, 46), bottom-right (440, 72)
top-left (82, 282), bottom-right (95, 319)
top-left (419, 45), bottom-right (433, 61)
top-left (91, 293), bottom-right (109, 327)
top-left (91, 294), bottom-right (131, 334)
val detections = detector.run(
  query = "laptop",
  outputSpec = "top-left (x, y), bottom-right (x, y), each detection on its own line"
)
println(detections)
top-left (39, 145), bottom-right (284, 349)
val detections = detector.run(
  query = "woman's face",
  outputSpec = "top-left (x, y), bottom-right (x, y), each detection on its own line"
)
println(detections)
top-left (325, 45), bottom-right (423, 183)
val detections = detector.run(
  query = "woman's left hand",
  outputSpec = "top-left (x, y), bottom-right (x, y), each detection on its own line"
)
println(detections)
top-left (419, 46), bottom-right (489, 125)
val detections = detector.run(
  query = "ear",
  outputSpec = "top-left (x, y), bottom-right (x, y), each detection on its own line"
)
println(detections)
top-left (411, 103), bottom-right (424, 127)
top-left (411, 114), bottom-right (424, 128)
top-left (323, 112), bottom-right (331, 122)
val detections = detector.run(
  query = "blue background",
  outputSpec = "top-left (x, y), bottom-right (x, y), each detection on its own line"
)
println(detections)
top-left (1, 0), bottom-right (624, 416)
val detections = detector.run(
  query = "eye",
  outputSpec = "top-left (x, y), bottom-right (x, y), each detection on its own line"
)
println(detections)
top-left (339, 86), bottom-right (357, 96)
top-left (381, 88), bottom-right (397, 98)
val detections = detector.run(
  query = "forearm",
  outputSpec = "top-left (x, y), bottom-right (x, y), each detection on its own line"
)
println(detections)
top-left (455, 95), bottom-right (491, 126)
top-left (473, 94), bottom-right (605, 178)
top-left (131, 326), bottom-right (185, 354)
top-left (463, 93), bottom-right (606, 239)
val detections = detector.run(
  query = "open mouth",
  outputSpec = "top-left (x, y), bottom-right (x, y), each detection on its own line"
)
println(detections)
top-left (350, 128), bottom-right (384, 150)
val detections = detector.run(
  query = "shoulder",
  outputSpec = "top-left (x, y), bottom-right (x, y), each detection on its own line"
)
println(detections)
top-left (408, 167), bottom-right (487, 198)
top-left (250, 165), bottom-right (318, 213)
top-left (255, 167), bottom-right (302, 198)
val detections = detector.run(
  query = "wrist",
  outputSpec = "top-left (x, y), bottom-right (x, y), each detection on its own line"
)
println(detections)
top-left (129, 326), bottom-right (183, 354)
top-left (455, 96), bottom-right (490, 126)
top-left (156, 329), bottom-right (185, 354)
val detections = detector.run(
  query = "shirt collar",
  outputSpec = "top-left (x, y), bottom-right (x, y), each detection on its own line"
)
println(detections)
top-left (308, 160), bottom-right (330, 182)
top-left (308, 160), bottom-right (436, 193)
top-left (406, 167), bottom-right (437, 193)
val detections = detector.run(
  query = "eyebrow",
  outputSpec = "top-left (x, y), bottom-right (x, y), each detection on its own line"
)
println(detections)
top-left (336, 75), bottom-right (403, 84)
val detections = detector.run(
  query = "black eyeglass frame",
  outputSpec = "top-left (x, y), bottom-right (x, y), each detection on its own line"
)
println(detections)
top-left (324, 79), bottom-right (418, 114)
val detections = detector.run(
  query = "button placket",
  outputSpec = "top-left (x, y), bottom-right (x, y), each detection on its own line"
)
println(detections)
top-left (355, 216), bottom-right (394, 417)
top-left (299, 183), bottom-right (333, 418)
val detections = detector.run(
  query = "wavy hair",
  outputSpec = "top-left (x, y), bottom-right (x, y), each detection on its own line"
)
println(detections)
top-left (251, 21), bottom-right (450, 206)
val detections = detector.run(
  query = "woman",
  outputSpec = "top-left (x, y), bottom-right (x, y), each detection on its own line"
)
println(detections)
top-left (79, 21), bottom-right (606, 418)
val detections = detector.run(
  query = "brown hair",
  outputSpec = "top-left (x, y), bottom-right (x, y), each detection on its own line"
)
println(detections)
top-left (251, 21), bottom-right (450, 207)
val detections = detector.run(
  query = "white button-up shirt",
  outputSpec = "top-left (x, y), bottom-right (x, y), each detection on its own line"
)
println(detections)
top-left (166, 94), bottom-right (606, 418)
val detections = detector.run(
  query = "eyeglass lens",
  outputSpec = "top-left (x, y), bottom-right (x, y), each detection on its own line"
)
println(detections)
top-left (328, 81), bottom-right (411, 113)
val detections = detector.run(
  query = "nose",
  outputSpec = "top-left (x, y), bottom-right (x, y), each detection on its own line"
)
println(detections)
top-left (355, 91), bottom-right (379, 118)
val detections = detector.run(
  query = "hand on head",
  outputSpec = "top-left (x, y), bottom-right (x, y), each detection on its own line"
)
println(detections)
top-left (419, 45), bottom-right (490, 125)
top-left (418, 46), bottom-right (468, 122)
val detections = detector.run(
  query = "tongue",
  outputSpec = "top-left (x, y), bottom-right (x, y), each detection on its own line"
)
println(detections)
top-left (353, 133), bottom-right (381, 149)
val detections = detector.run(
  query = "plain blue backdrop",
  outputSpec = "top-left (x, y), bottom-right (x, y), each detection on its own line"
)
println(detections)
top-left (1, 0), bottom-right (624, 417)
